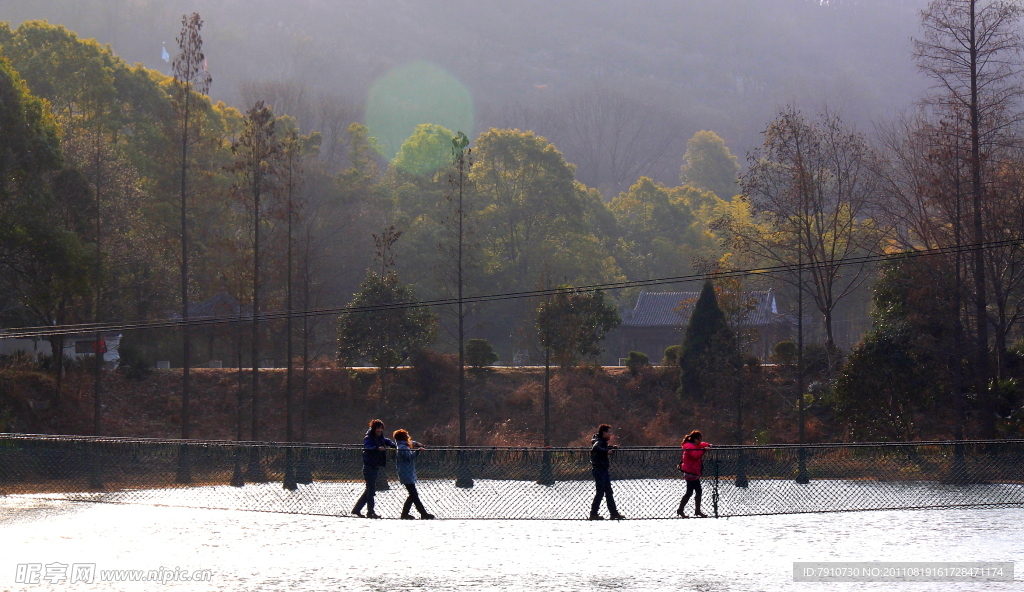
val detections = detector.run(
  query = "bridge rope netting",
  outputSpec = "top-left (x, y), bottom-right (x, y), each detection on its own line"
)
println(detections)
top-left (1, 435), bottom-right (1022, 519)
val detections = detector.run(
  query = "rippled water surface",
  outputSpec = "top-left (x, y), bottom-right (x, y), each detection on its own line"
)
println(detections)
top-left (1, 497), bottom-right (1021, 591)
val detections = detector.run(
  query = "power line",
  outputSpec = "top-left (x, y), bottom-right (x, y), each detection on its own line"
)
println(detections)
top-left (2, 236), bottom-right (1021, 341)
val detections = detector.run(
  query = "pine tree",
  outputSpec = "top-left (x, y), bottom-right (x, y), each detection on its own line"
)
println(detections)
top-left (679, 280), bottom-right (741, 401)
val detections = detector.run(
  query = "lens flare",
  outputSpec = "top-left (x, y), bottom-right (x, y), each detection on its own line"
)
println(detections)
top-left (366, 61), bottom-right (474, 160)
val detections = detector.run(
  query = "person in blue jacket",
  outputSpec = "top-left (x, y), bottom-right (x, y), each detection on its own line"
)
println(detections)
top-left (590, 423), bottom-right (625, 520)
top-left (394, 429), bottom-right (435, 519)
top-left (351, 419), bottom-right (396, 518)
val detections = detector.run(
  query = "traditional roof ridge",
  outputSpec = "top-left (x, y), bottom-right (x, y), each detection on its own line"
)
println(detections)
top-left (621, 289), bottom-right (784, 328)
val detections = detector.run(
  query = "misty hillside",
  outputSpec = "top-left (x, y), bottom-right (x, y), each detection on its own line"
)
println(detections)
top-left (1, 0), bottom-right (929, 191)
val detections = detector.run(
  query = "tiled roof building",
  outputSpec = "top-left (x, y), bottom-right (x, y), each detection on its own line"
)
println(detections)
top-left (615, 290), bottom-right (791, 363)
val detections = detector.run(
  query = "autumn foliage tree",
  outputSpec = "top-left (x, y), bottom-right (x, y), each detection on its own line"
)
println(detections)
top-left (733, 107), bottom-right (884, 355)
top-left (680, 130), bottom-right (741, 200)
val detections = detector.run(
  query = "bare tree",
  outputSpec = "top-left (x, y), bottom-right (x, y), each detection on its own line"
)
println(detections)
top-left (313, 95), bottom-right (362, 173)
top-left (732, 107), bottom-right (884, 355)
top-left (984, 157), bottom-right (1024, 376)
top-left (494, 85), bottom-right (683, 197)
top-left (239, 79), bottom-right (360, 174)
top-left (239, 79), bottom-right (309, 126)
top-left (874, 112), bottom-right (953, 251)
top-left (913, 0), bottom-right (1024, 436)
top-left (876, 111), bottom-right (971, 439)
top-left (171, 12), bottom-right (212, 449)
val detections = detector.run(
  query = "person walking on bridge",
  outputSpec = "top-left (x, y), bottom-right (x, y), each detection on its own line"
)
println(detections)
top-left (394, 429), bottom-right (435, 519)
top-left (352, 419), bottom-right (396, 518)
top-left (590, 424), bottom-right (625, 520)
top-left (677, 430), bottom-right (711, 517)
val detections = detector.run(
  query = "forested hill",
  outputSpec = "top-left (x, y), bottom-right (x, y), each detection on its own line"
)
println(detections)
top-left (0, 0), bottom-right (928, 187)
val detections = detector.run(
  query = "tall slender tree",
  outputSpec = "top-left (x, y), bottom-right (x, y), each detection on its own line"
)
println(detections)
top-left (914, 0), bottom-right (1024, 437)
top-left (281, 129), bottom-right (304, 490)
top-left (536, 270), bottom-right (554, 486)
top-left (442, 132), bottom-right (472, 447)
top-left (91, 126), bottom-right (104, 440)
top-left (446, 132), bottom-right (476, 488)
top-left (297, 200), bottom-right (321, 486)
top-left (171, 13), bottom-right (212, 446)
top-left (230, 102), bottom-right (279, 478)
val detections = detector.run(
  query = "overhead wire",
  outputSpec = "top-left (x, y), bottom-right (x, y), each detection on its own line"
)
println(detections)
top-left (1, 236), bottom-right (1022, 340)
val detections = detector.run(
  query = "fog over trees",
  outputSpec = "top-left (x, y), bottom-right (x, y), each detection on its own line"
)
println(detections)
top-left (5, 0), bottom-right (1024, 444)
top-left (0, 0), bottom-right (929, 189)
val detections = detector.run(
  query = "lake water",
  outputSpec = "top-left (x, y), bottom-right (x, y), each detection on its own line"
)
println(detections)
top-left (1, 495), bottom-right (1021, 591)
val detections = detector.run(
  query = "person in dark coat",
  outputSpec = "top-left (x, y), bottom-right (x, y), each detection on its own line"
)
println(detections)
top-left (351, 419), bottom-right (396, 518)
top-left (590, 424), bottom-right (625, 520)
top-left (394, 429), bottom-right (435, 519)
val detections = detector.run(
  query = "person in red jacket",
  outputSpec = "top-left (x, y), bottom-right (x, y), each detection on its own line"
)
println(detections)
top-left (677, 430), bottom-right (711, 518)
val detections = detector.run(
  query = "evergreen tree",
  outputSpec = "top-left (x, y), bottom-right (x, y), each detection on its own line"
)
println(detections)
top-left (465, 338), bottom-right (498, 369)
top-left (679, 280), bottom-right (741, 401)
top-left (833, 255), bottom-right (953, 441)
top-left (337, 227), bottom-right (437, 410)
top-left (337, 272), bottom-right (437, 407)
